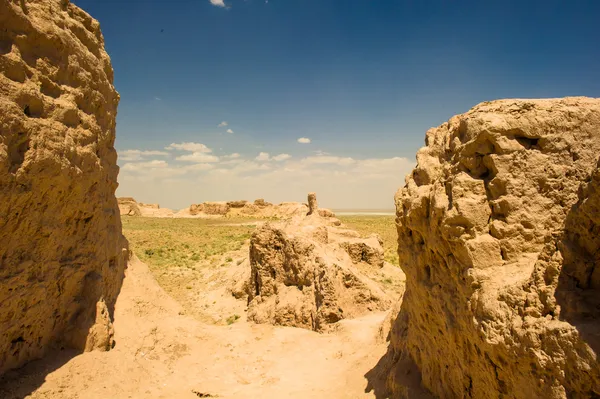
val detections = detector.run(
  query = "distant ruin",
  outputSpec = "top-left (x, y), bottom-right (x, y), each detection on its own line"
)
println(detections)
top-left (118, 196), bottom-right (337, 219)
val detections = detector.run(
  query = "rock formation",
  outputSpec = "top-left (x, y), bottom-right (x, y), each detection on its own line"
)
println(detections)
top-left (227, 200), bottom-right (248, 208)
top-left (0, 0), bottom-right (127, 374)
top-left (118, 196), bottom-right (174, 217)
top-left (118, 197), bottom-right (141, 216)
top-left (246, 197), bottom-right (390, 332)
top-left (138, 202), bottom-right (159, 209)
top-left (339, 235), bottom-right (384, 267)
top-left (254, 198), bottom-right (272, 207)
top-left (386, 98), bottom-right (600, 398)
top-left (189, 201), bottom-right (230, 216)
top-left (318, 208), bottom-right (335, 218)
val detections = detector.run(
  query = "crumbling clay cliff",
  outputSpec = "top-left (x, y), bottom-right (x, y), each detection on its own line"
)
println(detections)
top-left (386, 98), bottom-right (600, 398)
top-left (0, 0), bottom-right (127, 374)
top-left (246, 194), bottom-right (391, 332)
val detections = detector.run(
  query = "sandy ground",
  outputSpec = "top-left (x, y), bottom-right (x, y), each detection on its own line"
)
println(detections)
top-left (0, 256), bottom-right (395, 399)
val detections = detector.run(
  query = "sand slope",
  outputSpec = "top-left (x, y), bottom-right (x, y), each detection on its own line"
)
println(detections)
top-left (1, 256), bottom-right (393, 398)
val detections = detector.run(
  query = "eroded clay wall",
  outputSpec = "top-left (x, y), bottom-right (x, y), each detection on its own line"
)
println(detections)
top-left (389, 98), bottom-right (600, 398)
top-left (0, 0), bottom-right (127, 374)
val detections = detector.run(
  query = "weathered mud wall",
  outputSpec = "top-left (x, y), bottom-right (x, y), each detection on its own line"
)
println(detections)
top-left (247, 210), bottom-right (390, 332)
top-left (388, 98), bottom-right (600, 398)
top-left (0, 0), bottom-right (127, 374)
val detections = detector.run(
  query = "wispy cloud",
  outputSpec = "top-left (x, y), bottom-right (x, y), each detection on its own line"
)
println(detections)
top-left (302, 155), bottom-right (355, 166)
top-left (118, 145), bottom-right (415, 209)
top-left (165, 142), bottom-right (212, 153)
top-left (254, 152), bottom-right (292, 162)
top-left (218, 121), bottom-right (228, 127)
top-left (226, 128), bottom-right (234, 134)
top-left (120, 160), bottom-right (215, 181)
top-left (297, 137), bottom-right (311, 144)
top-left (255, 152), bottom-right (271, 161)
top-left (273, 153), bottom-right (291, 161)
top-left (120, 150), bottom-right (169, 162)
top-left (209, 0), bottom-right (226, 7)
top-left (185, 163), bottom-right (215, 171)
top-left (220, 159), bottom-right (244, 165)
top-left (154, 96), bottom-right (161, 101)
top-left (212, 160), bottom-right (271, 175)
top-left (176, 153), bottom-right (220, 163)
top-left (122, 160), bottom-right (169, 170)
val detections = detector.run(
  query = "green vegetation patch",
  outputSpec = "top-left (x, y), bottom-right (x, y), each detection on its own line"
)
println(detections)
top-left (123, 215), bottom-right (399, 270)
top-left (122, 217), bottom-right (255, 270)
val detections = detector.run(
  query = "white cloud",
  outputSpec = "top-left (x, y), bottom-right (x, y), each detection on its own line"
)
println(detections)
top-left (302, 155), bottom-right (355, 166)
top-left (209, 160), bottom-right (271, 176)
top-left (209, 0), bottom-right (226, 7)
top-left (220, 159), bottom-right (244, 165)
top-left (226, 128), bottom-right (234, 134)
top-left (218, 121), bottom-right (228, 127)
top-left (166, 142), bottom-right (212, 153)
top-left (297, 137), bottom-right (311, 144)
top-left (117, 146), bottom-right (416, 210)
top-left (119, 150), bottom-right (169, 162)
top-left (176, 153), bottom-right (220, 163)
top-left (122, 160), bottom-right (169, 171)
top-left (273, 153), bottom-right (291, 162)
top-left (254, 153), bottom-right (292, 162)
top-left (154, 97), bottom-right (161, 101)
top-left (357, 157), bottom-right (407, 169)
top-left (121, 160), bottom-right (214, 174)
top-left (119, 159), bottom-right (216, 183)
top-left (255, 152), bottom-right (270, 161)
top-left (185, 163), bottom-right (215, 171)
top-left (236, 161), bottom-right (271, 173)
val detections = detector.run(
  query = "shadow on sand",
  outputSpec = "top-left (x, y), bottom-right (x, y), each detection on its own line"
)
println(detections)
top-left (0, 248), bottom-right (128, 399)
top-left (364, 303), bottom-right (435, 399)
top-left (0, 348), bottom-right (79, 399)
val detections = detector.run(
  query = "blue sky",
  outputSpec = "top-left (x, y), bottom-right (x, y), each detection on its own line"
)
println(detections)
top-left (75, 0), bottom-right (600, 209)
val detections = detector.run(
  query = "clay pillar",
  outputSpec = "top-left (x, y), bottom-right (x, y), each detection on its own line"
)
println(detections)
top-left (307, 192), bottom-right (318, 215)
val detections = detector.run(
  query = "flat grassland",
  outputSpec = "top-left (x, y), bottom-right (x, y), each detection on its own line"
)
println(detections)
top-left (122, 215), bottom-right (399, 269)
top-left (122, 217), bottom-right (257, 270)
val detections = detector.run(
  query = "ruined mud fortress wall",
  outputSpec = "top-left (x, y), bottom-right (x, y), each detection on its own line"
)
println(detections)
top-left (388, 98), bottom-right (600, 398)
top-left (247, 193), bottom-right (390, 332)
top-left (0, 0), bottom-right (127, 374)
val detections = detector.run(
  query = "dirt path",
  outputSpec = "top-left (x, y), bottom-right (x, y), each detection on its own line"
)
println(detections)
top-left (1, 257), bottom-right (392, 398)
